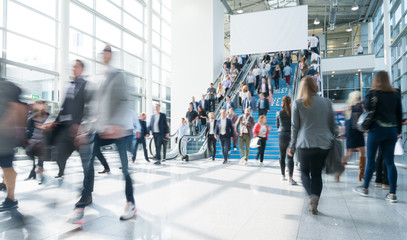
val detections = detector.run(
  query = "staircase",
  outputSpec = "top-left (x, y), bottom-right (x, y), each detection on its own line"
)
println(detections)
top-left (215, 64), bottom-right (297, 161)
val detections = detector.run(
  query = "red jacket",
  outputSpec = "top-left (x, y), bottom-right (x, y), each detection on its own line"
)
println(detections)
top-left (253, 123), bottom-right (270, 140)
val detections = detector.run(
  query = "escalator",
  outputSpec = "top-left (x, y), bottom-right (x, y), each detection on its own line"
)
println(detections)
top-left (178, 55), bottom-right (258, 161)
top-left (147, 132), bottom-right (179, 160)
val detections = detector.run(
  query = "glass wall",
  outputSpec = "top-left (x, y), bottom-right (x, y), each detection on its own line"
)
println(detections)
top-left (372, 1), bottom-right (384, 57)
top-left (0, 0), bottom-right (171, 117)
top-left (323, 72), bottom-right (373, 103)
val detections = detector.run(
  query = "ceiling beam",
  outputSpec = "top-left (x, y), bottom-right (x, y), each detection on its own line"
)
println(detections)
top-left (221, 0), bottom-right (233, 15)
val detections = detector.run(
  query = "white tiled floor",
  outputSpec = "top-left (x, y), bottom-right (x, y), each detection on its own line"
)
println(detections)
top-left (1, 152), bottom-right (406, 240)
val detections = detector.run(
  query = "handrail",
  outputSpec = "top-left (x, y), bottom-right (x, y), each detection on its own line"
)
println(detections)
top-left (290, 52), bottom-right (302, 100)
top-left (148, 132), bottom-right (178, 160)
top-left (178, 55), bottom-right (258, 160)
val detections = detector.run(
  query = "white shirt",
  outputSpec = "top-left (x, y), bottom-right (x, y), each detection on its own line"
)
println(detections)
top-left (153, 113), bottom-right (160, 133)
top-left (308, 36), bottom-right (318, 48)
top-left (220, 118), bottom-right (227, 135)
top-left (252, 68), bottom-right (260, 76)
top-left (242, 115), bottom-right (249, 134)
top-left (260, 125), bottom-right (267, 134)
top-left (311, 52), bottom-right (319, 63)
top-left (209, 120), bottom-right (215, 134)
top-left (358, 46), bottom-right (363, 53)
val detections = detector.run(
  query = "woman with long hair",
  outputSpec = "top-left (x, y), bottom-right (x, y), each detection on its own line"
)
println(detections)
top-left (273, 64), bottom-right (281, 90)
top-left (335, 91), bottom-right (366, 182)
top-left (277, 96), bottom-right (297, 185)
top-left (354, 71), bottom-right (402, 203)
top-left (217, 83), bottom-right (225, 103)
top-left (253, 115), bottom-right (271, 167)
top-left (287, 76), bottom-right (336, 215)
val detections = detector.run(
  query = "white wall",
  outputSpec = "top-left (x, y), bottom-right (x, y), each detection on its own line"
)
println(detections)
top-left (321, 54), bottom-right (376, 74)
top-left (171, 0), bottom-right (224, 131)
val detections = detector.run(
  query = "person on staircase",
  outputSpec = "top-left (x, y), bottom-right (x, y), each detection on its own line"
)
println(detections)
top-left (205, 112), bottom-right (217, 161)
top-left (257, 93), bottom-right (270, 117)
top-left (287, 76), bottom-right (336, 215)
top-left (276, 96), bottom-right (297, 185)
top-left (222, 95), bottom-right (235, 113)
top-left (283, 62), bottom-right (292, 88)
top-left (257, 77), bottom-right (269, 98)
top-left (246, 70), bottom-right (256, 96)
top-left (253, 115), bottom-right (271, 167)
top-left (214, 110), bottom-right (234, 164)
top-left (335, 91), bottom-right (366, 182)
top-left (253, 64), bottom-right (261, 89)
top-left (227, 108), bottom-right (239, 151)
top-left (272, 64), bottom-right (281, 90)
top-left (267, 77), bottom-right (274, 106)
top-left (207, 83), bottom-right (216, 112)
top-left (235, 108), bottom-right (255, 166)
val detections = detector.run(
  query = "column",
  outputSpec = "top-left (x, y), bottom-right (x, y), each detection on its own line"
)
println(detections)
top-left (145, 0), bottom-right (153, 117)
top-left (171, 0), bottom-right (224, 131)
top-left (383, 0), bottom-right (392, 80)
top-left (57, 0), bottom-right (70, 105)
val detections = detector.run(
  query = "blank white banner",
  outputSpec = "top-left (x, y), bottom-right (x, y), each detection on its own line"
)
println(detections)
top-left (230, 6), bottom-right (308, 55)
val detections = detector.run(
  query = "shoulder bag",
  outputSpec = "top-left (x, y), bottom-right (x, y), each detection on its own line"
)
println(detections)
top-left (357, 91), bottom-right (377, 132)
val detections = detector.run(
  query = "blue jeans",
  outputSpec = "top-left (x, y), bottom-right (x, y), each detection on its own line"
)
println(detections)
top-left (220, 135), bottom-right (230, 161)
top-left (363, 124), bottom-right (398, 193)
top-left (132, 138), bottom-right (148, 161)
top-left (79, 134), bottom-right (135, 208)
top-left (153, 133), bottom-right (163, 161)
top-left (248, 83), bottom-right (255, 96)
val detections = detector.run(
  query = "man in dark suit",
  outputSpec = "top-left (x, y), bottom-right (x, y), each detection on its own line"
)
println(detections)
top-left (257, 77), bottom-right (269, 98)
top-left (190, 96), bottom-right (199, 112)
top-left (257, 93), bottom-right (270, 116)
top-left (215, 110), bottom-right (234, 164)
top-left (205, 112), bottom-right (217, 161)
top-left (199, 94), bottom-right (209, 112)
top-left (52, 59), bottom-right (92, 178)
top-left (222, 95), bottom-right (235, 112)
top-left (207, 83), bottom-right (216, 112)
top-left (132, 113), bottom-right (150, 162)
top-left (149, 103), bottom-right (169, 165)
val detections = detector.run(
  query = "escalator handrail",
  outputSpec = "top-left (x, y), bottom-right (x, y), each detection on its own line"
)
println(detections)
top-left (178, 126), bottom-right (208, 158)
top-left (148, 132), bottom-right (178, 160)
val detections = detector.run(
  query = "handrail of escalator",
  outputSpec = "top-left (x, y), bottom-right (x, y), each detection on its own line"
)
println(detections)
top-left (290, 52), bottom-right (302, 100)
top-left (148, 132), bottom-right (179, 160)
top-left (178, 55), bottom-right (258, 160)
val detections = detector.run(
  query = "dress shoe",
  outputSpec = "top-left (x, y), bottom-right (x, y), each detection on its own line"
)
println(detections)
top-left (98, 169), bottom-right (110, 174)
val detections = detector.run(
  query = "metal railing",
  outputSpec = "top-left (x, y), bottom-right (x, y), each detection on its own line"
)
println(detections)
top-left (147, 132), bottom-right (178, 160)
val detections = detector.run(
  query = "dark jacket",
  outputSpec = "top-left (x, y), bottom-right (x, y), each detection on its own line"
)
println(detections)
top-left (186, 110), bottom-right (198, 123)
top-left (257, 98), bottom-right (270, 111)
top-left (365, 89), bottom-right (402, 134)
top-left (222, 101), bottom-right (235, 111)
top-left (56, 77), bottom-right (88, 126)
top-left (276, 109), bottom-right (291, 133)
top-left (199, 99), bottom-right (209, 112)
top-left (138, 119), bottom-right (148, 139)
top-left (198, 110), bottom-right (207, 125)
top-left (215, 118), bottom-right (234, 138)
top-left (190, 101), bottom-right (199, 112)
top-left (205, 119), bottom-right (217, 136)
top-left (257, 82), bottom-right (269, 97)
top-left (148, 112), bottom-right (170, 137)
top-left (235, 115), bottom-right (255, 138)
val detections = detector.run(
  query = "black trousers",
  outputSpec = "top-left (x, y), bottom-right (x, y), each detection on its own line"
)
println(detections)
top-left (298, 148), bottom-right (329, 196)
top-left (259, 109), bottom-right (267, 117)
top-left (255, 75), bottom-right (260, 87)
top-left (220, 135), bottom-right (230, 161)
top-left (375, 148), bottom-right (389, 185)
top-left (273, 78), bottom-right (279, 89)
top-left (279, 132), bottom-right (293, 176)
top-left (208, 134), bottom-right (217, 160)
top-left (54, 125), bottom-right (76, 176)
top-left (132, 138), bottom-right (148, 161)
top-left (93, 141), bottom-right (110, 170)
top-left (258, 137), bottom-right (266, 162)
top-left (153, 133), bottom-right (163, 161)
top-left (208, 99), bottom-right (216, 112)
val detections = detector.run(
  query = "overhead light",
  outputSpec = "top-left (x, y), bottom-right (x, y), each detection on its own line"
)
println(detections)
top-left (352, 1), bottom-right (359, 11)
top-left (314, 17), bottom-right (320, 25)
top-left (332, 71), bottom-right (335, 74)
top-left (346, 24), bottom-right (353, 32)
top-left (358, 69), bottom-right (361, 72)
top-left (237, 3), bottom-right (244, 14)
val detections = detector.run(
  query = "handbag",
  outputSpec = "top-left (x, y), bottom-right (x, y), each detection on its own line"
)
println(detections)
top-left (325, 137), bottom-right (344, 175)
top-left (394, 139), bottom-right (403, 156)
top-left (250, 137), bottom-right (260, 148)
top-left (357, 91), bottom-right (377, 132)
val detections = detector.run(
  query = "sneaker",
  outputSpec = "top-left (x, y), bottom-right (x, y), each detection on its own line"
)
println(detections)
top-left (382, 184), bottom-right (390, 189)
top-left (222, 160), bottom-right (228, 164)
top-left (154, 161), bottom-right (161, 165)
top-left (0, 198), bottom-right (18, 212)
top-left (281, 175), bottom-right (287, 181)
top-left (260, 162), bottom-right (264, 167)
top-left (68, 208), bottom-right (84, 224)
top-left (374, 183), bottom-right (382, 187)
top-left (162, 159), bottom-right (166, 162)
top-left (385, 193), bottom-right (397, 203)
top-left (289, 179), bottom-right (298, 185)
top-left (120, 202), bottom-right (137, 220)
top-left (54, 174), bottom-right (64, 179)
top-left (353, 186), bottom-right (369, 197)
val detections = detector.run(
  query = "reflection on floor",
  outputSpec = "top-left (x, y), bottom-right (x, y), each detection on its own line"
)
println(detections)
top-left (1, 152), bottom-right (407, 240)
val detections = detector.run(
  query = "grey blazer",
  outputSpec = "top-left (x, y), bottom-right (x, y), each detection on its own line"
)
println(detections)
top-left (234, 115), bottom-right (255, 138)
top-left (289, 95), bottom-right (336, 150)
top-left (95, 69), bottom-right (132, 136)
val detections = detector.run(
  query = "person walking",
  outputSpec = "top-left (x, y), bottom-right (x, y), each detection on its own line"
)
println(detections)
top-left (354, 71), bottom-right (402, 203)
top-left (190, 96), bottom-right (199, 112)
top-left (222, 95), bottom-right (235, 113)
top-left (246, 70), bottom-right (255, 96)
top-left (283, 62), bottom-right (292, 88)
top-left (0, 80), bottom-right (27, 212)
top-left (71, 46), bottom-right (136, 222)
top-left (222, 75), bottom-right (232, 96)
top-left (215, 110), bottom-right (234, 164)
top-left (253, 115), bottom-right (271, 167)
top-left (149, 103), bottom-right (170, 165)
top-left (257, 93), bottom-right (270, 117)
top-left (248, 92), bottom-right (257, 113)
top-left (267, 78), bottom-right (274, 106)
top-left (335, 91), bottom-right (366, 182)
top-left (217, 83), bottom-right (225, 104)
top-left (186, 103), bottom-right (198, 135)
top-left (252, 64), bottom-right (261, 89)
top-left (199, 94), bottom-right (209, 112)
top-left (272, 64), bottom-right (281, 90)
top-left (205, 112), bottom-right (217, 161)
top-left (276, 96), bottom-right (297, 185)
top-left (287, 76), bottom-right (336, 215)
top-left (235, 108), bottom-right (255, 165)
top-left (257, 77), bottom-right (269, 98)
top-left (207, 83), bottom-right (216, 112)
top-left (131, 113), bottom-right (150, 163)
top-left (175, 118), bottom-right (189, 156)
top-left (197, 105), bottom-right (207, 133)
top-left (228, 108), bottom-right (239, 150)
